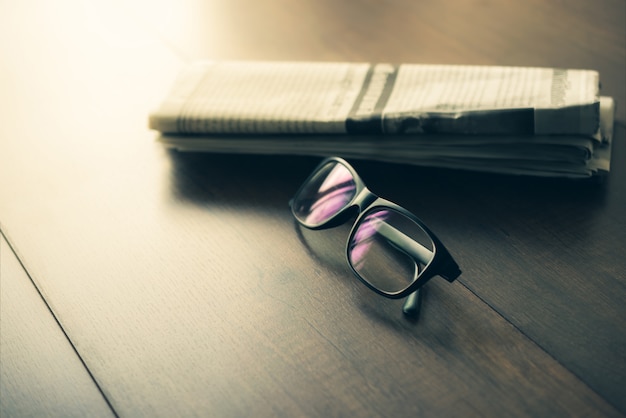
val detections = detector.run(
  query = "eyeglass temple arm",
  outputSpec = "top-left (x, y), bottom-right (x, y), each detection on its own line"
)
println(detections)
top-left (402, 287), bottom-right (423, 317)
top-left (374, 222), bottom-right (433, 317)
top-left (376, 222), bottom-right (460, 281)
top-left (375, 222), bottom-right (433, 265)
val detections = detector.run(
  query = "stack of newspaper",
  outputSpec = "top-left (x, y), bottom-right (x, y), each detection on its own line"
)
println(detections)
top-left (149, 61), bottom-right (615, 178)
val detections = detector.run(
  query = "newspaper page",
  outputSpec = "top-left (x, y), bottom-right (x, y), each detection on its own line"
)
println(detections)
top-left (149, 61), bottom-right (600, 136)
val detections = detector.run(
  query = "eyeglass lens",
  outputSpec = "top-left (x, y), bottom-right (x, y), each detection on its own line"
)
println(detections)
top-left (292, 161), bottom-right (357, 226)
top-left (348, 208), bottom-right (435, 293)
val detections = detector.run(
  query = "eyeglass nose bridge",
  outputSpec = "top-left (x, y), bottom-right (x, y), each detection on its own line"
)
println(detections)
top-left (311, 187), bottom-right (379, 230)
top-left (351, 187), bottom-right (379, 212)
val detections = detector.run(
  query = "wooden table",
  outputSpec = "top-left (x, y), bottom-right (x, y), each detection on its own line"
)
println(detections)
top-left (1, 0), bottom-right (624, 416)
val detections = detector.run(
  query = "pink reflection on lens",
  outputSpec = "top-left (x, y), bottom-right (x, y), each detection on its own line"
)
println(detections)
top-left (304, 164), bottom-right (356, 224)
top-left (349, 210), bottom-right (390, 267)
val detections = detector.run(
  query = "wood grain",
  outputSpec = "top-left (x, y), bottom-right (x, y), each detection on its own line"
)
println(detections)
top-left (0, 234), bottom-right (116, 417)
top-left (0, 0), bottom-right (624, 416)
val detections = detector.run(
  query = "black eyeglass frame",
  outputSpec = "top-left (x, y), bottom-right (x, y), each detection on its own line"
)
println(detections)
top-left (290, 156), bottom-right (461, 315)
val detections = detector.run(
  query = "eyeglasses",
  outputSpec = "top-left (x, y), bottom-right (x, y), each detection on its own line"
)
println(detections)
top-left (290, 157), bottom-right (461, 317)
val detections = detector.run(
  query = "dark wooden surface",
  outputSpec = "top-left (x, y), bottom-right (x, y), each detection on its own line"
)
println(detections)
top-left (0, 234), bottom-right (115, 417)
top-left (1, 0), bottom-right (625, 416)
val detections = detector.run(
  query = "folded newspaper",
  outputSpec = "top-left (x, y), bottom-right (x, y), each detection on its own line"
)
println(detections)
top-left (149, 61), bottom-right (615, 178)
